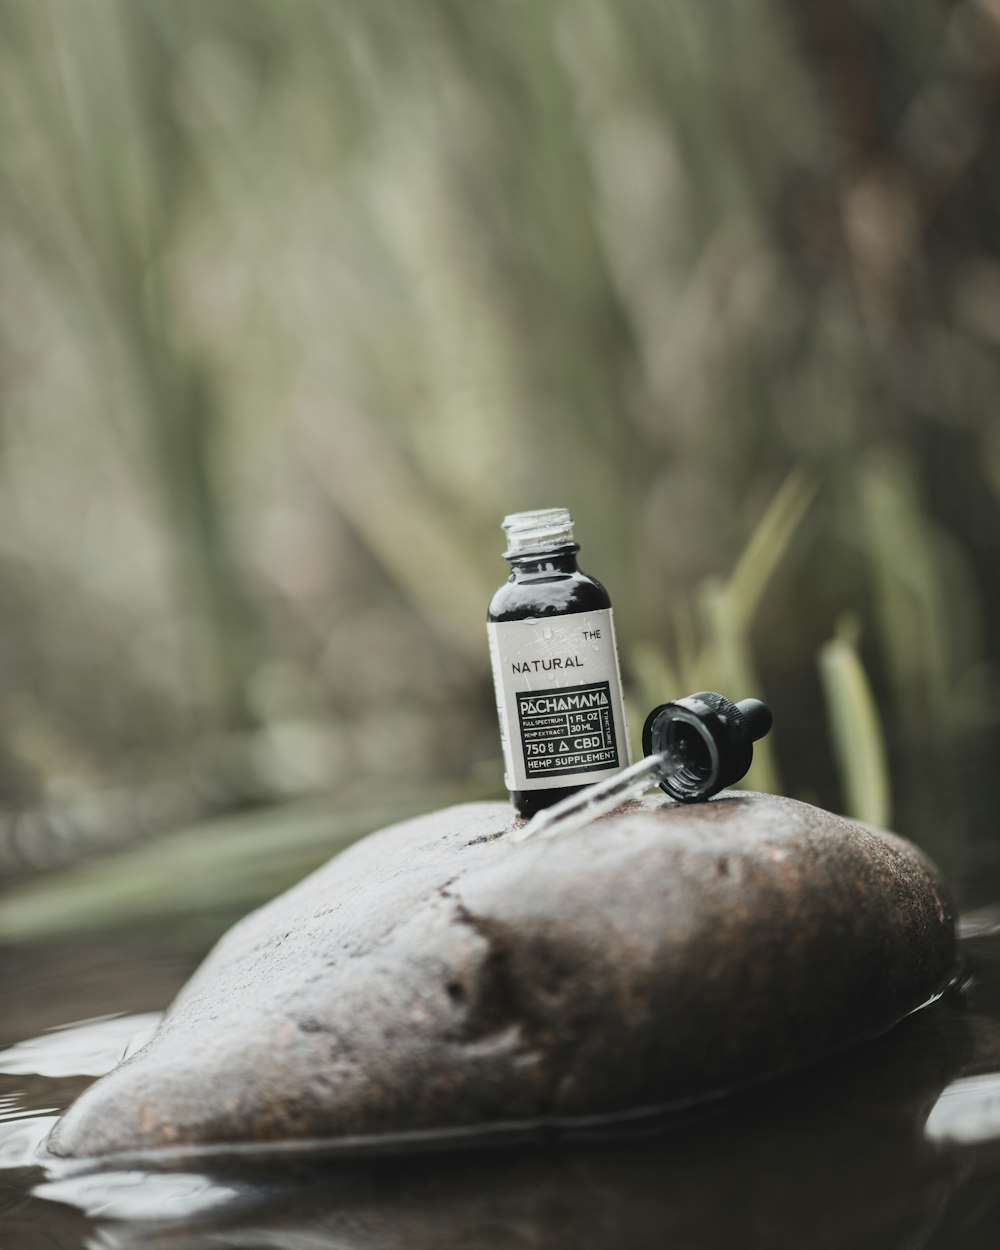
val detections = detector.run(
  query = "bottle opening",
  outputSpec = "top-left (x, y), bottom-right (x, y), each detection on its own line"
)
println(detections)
top-left (655, 715), bottom-right (718, 800)
top-left (502, 508), bottom-right (575, 555)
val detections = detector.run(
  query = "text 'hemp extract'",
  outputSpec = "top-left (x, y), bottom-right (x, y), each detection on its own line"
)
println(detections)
top-left (487, 508), bottom-right (631, 817)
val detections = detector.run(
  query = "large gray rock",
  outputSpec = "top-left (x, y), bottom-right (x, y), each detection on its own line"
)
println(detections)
top-left (48, 792), bottom-right (957, 1159)
top-left (43, 1003), bottom-right (974, 1250)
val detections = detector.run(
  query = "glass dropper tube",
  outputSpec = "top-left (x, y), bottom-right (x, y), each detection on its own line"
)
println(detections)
top-left (511, 752), bottom-right (669, 842)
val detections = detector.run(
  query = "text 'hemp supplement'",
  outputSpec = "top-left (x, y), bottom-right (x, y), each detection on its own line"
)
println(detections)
top-left (487, 508), bottom-right (631, 817)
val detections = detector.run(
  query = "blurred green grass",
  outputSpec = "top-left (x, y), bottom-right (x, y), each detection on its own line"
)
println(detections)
top-left (0, 0), bottom-right (998, 911)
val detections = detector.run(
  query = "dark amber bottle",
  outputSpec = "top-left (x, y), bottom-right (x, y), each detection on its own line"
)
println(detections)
top-left (487, 508), bottom-right (631, 817)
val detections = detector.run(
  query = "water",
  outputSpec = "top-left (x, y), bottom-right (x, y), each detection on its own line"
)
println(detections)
top-left (6, 894), bottom-right (1000, 1245)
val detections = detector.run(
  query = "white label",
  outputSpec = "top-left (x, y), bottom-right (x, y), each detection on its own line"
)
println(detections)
top-left (487, 609), bottom-right (631, 791)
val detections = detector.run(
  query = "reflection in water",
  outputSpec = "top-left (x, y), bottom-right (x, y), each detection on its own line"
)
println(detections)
top-left (5, 938), bottom-right (1000, 1248)
top-left (0, 1110), bottom-right (60, 1167)
top-left (927, 1072), bottom-right (1000, 1145)
top-left (0, 1094), bottom-right (57, 1123)
top-left (0, 1014), bottom-right (161, 1079)
top-left (958, 905), bottom-right (1000, 941)
top-left (34, 1170), bottom-right (245, 1223)
top-left (12, 1002), bottom-right (977, 1250)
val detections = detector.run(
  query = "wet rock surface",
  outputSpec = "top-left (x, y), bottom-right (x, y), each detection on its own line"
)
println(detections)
top-left (42, 1002), bottom-right (972, 1250)
top-left (48, 792), bottom-right (957, 1159)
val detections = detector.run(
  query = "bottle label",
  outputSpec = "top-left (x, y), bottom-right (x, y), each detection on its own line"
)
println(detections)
top-left (487, 608), bottom-right (631, 792)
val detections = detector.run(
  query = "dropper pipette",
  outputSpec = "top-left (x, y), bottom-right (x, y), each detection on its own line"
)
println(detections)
top-left (512, 693), bottom-right (772, 843)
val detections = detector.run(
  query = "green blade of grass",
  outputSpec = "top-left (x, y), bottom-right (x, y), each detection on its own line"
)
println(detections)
top-left (726, 468), bottom-right (817, 632)
top-left (818, 618), bottom-right (891, 828)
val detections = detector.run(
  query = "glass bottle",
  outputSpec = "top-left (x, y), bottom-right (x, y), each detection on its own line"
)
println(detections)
top-left (487, 508), bottom-right (631, 817)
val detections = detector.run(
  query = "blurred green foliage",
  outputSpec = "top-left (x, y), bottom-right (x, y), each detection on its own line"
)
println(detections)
top-left (0, 0), bottom-right (999, 893)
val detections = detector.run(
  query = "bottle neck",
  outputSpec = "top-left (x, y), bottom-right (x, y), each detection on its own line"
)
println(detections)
top-left (504, 543), bottom-right (580, 576)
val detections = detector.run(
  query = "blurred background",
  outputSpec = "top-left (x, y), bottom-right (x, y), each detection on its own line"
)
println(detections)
top-left (1, 0), bottom-right (999, 927)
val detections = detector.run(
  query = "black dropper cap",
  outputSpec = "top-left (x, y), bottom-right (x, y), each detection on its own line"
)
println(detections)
top-left (640, 692), bottom-right (773, 803)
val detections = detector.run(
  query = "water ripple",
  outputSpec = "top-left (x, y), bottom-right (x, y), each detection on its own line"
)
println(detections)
top-left (0, 1013), bottom-right (160, 1078)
